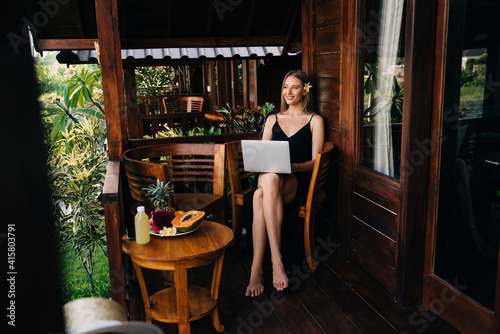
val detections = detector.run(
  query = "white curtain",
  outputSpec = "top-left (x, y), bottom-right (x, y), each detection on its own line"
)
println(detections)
top-left (372, 0), bottom-right (404, 177)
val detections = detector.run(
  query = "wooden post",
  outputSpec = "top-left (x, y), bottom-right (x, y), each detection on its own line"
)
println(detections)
top-left (301, 0), bottom-right (314, 76)
top-left (216, 60), bottom-right (230, 107)
top-left (95, 0), bottom-right (127, 312)
top-left (242, 59), bottom-right (249, 106)
top-left (248, 59), bottom-right (258, 108)
top-left (203, 61), bottom-right (217, 111)
top-left (95, 0), bottom-right (127, 160)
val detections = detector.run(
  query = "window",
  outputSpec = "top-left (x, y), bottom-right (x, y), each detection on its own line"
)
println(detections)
top-left (360, 0), bottom-right (405, 178)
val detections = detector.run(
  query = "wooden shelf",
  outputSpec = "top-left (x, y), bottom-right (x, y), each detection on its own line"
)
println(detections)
top-left (147, 286), bottom-right (217, 323)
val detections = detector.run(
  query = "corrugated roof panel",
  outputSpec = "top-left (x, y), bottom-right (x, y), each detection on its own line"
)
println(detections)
top-left (59, 46), bottom-right (295, 64)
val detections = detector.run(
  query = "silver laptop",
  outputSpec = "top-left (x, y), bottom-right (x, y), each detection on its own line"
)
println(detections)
top-left (241, 140), bottom-right (291, 174)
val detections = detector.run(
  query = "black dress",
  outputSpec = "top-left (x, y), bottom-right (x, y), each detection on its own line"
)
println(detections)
top-left (244, 113), bottom-right (315, 265)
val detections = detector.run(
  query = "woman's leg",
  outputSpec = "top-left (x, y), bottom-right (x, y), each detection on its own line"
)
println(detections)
top-left (246, 187), bottom-right (266, 297)
top-left (260, 173), bottom-right (298, 291)
top-left (246, 173), bottom-right (298, 296)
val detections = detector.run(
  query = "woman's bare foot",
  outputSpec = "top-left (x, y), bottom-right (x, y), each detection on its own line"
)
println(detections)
top-left (272, 261), bottom-right (289, 291)
top-left (245, 270), bottom-right (264, 297)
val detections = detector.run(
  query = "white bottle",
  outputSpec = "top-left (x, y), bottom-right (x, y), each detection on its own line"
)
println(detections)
top-left (134, 206), bottom-right (150, 245)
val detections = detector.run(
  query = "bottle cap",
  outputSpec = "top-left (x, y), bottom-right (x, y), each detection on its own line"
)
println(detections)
top-left (137, 206), bottom-right (145, 213)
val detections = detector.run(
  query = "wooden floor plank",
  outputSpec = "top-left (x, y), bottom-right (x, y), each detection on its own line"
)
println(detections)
top-left (292, 266), bottom-right (363, 333)
top-left (143, 239), bottom-right (459, 334)
top-left (324, 254), bottom-right (461, 334)
top-left (312, 262), bottom-right (400, 333)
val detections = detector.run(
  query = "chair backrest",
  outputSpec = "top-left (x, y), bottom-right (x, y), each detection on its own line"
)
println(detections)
top-left (124, 143), bottom-right (226, 196)
top-left (123, 159), bottom-right (170, 206)
top-left (304, 141), bottom-right (334, 216)
top-left (225, 141), bottom-right (258, 197)
top-left (162, 96), bottom-right (204, 113)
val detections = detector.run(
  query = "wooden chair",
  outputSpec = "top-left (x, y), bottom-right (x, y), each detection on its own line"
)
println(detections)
top-left (124, 143), bottom-right (226, 224)
top-left (124, 157), bottom-right (170, 213)
top-left (225, 141), bottom-right (333, 269)
top-left (162, 95), bottom-right (204, 113)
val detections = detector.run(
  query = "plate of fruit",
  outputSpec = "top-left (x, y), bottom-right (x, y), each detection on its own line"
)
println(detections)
top-left (149, 210), bottom-right (205, 237)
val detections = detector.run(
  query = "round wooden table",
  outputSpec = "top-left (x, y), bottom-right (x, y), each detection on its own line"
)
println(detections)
top-left (122, 221), bottom-right (233, 334)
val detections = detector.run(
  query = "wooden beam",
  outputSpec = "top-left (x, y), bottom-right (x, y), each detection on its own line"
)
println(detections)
top-left (248, 59), bottom-right (258, 108)
top-left (37, 38), bottom-right (97, 50)
top-left (102, 160), bottom-right (127, 311)
top-left (396, 0), bottom-right (438, 306)
top-left (301, 0), bottom-right (313, 75)
top-left (95, 0), bottom-right (127, 161)
top-left (36, 35), bottom-right (288, 51)
top-left (95, 0), bottom-right (127, 312)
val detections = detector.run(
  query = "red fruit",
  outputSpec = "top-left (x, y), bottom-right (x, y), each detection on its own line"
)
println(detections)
top-left (150, 210), bottom-right (173, 229)
top-left (149, 220), bottom-right (160, 234)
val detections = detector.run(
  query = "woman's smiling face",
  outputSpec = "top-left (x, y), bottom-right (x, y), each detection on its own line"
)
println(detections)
top-left (283, 75), bottom-right (307, 107)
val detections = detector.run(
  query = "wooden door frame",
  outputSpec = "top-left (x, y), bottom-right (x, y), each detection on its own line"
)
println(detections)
top-left (342, 0), bottom-right (438, 306)
top-left (423, 0), bottom-right (498, 333)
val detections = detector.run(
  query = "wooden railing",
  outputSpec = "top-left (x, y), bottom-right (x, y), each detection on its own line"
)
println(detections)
top-left (102, 160), bottom-right (127, 311)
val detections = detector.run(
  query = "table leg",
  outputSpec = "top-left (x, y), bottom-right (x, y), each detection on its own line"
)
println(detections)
top-left (211, 254), bottom-right (225, 332)
top-left (132, 261), bottom-right (152, 323)
top-left (175, 262), bottom-right (190, 334)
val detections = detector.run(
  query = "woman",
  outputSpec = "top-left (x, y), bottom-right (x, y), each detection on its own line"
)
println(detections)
top-left (246, 70), bottom-right (325, 297)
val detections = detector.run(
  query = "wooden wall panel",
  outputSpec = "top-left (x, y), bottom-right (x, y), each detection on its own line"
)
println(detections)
top-left (315, 27), bottom-right (341, 53)
top-left (352, 193), bottom-right (398, 240)
top-left (352, 218), bottom-right (396, 267)
top-left (316, 77), bottom-right (340, 102)
top-left (315, 0), bottom-right (342, 27)
top-left (317, 102), bottom-right (339, 129)
top-left (352, 241), bottom-right (397, 292)
top-left (314, 54), bottom-right (341, 78)
top-left (303, 0), bottom-right (343, 247)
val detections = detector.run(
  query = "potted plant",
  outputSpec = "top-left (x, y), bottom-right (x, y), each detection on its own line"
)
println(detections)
top-left (143, 179), bottom-right (175, 233)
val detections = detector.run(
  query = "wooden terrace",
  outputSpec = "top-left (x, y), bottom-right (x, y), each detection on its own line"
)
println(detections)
top-left (7, 0), bottom-right (500, 333)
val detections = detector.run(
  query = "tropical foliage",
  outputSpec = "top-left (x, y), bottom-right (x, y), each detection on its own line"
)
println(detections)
top-left (363, 63), bottom-right (404, 124)
top-left (40, 67), bottom-right (105, 143)
top-left (205, 102), bottom-right (275, 133)
top-left (35, 56), bottom-right (109, 299)
top-left (48, 117), bottom-right (108, 290)
top-left (135, 65), bottom-right (176, 96)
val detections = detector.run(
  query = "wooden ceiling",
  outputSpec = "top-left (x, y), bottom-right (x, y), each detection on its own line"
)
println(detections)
top-left (29, 0), bottom-right (302, 52)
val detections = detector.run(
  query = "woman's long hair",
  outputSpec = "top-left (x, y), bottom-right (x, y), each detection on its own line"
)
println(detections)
top-left (279, 69), bottom-right (314, 114)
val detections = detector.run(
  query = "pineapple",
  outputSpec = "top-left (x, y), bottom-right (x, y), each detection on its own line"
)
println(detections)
top-left (143, 179), bottom-right (175, 214)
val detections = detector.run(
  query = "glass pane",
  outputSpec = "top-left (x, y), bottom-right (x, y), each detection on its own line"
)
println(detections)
top-left (360, 0), bottom-right (405, 179)
top-left (434, 0), bottom-right (500, 310)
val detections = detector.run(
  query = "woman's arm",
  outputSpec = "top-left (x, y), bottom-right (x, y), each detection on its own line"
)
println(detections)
top-left (261, 113), bottom-right (277, 141)
top-left (291, 115), bottom-right (325, 172)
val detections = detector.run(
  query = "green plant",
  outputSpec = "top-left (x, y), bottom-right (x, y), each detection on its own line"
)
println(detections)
top-left (143, 179), bottom-right (174, 210)
top-left (66, 67), bottom-right (104, 114)
top-left (185, 126), bottom-right (222, 136)
top-left (135, 65), bottom-right (175, 95)
top-left (363, 63), bottom-right (403, 124)
top-left (41, 67), bottom-right (105, 144)
top-left (63, 273), bottom-right (111, 303)
top-left (49, 117), bottom-right (108, 289)
top-left (205, 102), bottom-right (275, 133)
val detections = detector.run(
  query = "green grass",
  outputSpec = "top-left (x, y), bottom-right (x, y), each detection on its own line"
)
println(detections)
top-left (60, 244), bottom-right (111, 303)
top-left (460, 85), bottom-right (484, 100)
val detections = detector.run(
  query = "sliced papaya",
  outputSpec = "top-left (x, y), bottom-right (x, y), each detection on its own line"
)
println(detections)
top-left (171, 210), bottom-right (205, 233)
